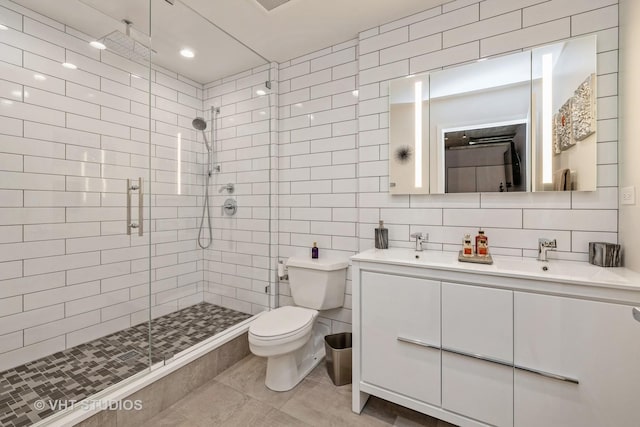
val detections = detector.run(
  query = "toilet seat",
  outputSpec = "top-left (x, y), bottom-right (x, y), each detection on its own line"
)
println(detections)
top-left (249, 306), bottom-right (317, 345)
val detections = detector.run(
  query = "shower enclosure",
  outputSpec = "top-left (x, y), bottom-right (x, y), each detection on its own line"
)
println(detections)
top-left (0, 0), bottom-right (275, 425)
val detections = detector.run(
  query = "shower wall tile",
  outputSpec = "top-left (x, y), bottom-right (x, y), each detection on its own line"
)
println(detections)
top-left (0, 1), bottom-right (206, 371)
top-left (202, 64), bottom-right (274, 315)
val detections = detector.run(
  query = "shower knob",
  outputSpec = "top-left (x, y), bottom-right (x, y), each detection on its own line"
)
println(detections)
top-left (223, 198), bottom-right (237, 216)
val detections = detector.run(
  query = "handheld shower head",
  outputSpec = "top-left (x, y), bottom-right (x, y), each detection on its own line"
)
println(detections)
top-left (192, 117), bottom-right (207, 131)
top-left (192, 116), bottom-right (211, 153)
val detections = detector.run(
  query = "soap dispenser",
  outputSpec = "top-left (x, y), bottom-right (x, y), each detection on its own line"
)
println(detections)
top-left (375, 220), bottom-right (389, 249)
top-left (311, 242), bottom-right (319, 259)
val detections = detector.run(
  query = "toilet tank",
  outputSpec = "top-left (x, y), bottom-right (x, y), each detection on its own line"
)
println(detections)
top-left (286, 256), bottom-right (348, 310)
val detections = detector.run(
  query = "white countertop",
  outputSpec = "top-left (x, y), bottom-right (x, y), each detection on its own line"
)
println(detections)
top-left (352, 248), bottom-right (640, 292)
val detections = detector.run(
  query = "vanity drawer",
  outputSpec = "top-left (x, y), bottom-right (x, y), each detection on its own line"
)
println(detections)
top-left (442, 351), bottom-right (513, 427)
top-left (442, 282), bottom-right (513, 362)
top-left (360, 271), bottom-right (441, 406)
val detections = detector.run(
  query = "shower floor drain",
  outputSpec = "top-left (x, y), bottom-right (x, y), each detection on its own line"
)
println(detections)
top-left (117, 350), bottom-right (141, 362)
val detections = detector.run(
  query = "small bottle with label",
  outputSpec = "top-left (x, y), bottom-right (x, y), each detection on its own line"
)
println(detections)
top-left (476, 229), bottom-right (489, 257)
top-left (462, 234), bottom-right (473, 257)
top-left (311, 242), bottom-right (319, 259)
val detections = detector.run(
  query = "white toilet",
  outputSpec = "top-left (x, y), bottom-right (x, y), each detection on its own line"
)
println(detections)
top-left (248, 256), bottom-right (348, 391)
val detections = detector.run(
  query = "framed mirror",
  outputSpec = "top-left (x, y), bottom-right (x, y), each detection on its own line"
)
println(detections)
top-left (388, 35), bottom-right (597, 194)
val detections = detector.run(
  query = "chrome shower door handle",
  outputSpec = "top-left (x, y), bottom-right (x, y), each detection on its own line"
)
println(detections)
top-left (138, 177), bottom-right (143, 236)
top-left (126, 177), bottom-right (143, 236)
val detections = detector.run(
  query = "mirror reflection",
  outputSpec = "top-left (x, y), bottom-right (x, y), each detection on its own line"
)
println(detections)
top-left (430, 51), bottom-right (531, 193)
top-left (388, 35), bottom-right (597, 194)
top-left (443, 122), bottom-right (526, 193)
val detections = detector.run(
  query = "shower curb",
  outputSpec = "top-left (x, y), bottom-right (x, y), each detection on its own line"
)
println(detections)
top-left (33, 315), bottom-right (258, 427)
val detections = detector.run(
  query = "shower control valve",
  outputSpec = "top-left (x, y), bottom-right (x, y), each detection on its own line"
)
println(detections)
top-left (223, 198), bottom-right (237, 216)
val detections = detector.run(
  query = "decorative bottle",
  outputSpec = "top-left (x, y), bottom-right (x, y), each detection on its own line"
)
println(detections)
top-left (311, 242), bottom-right (319, 259)
top-left (476, 229), bottom-right (488, 257)
top-left (462, 234), bottom-right (473, 257)
top-left (375, 220), bottom-right (389, 249)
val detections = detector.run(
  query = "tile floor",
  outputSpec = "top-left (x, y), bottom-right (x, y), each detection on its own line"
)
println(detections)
top-left (142, 354), bottom-right (458, 427)
top-left (0, 303), bottom-right (251, 427)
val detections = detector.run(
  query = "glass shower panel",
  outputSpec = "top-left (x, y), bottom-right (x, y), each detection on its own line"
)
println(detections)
top-left (148, 0), bottom-right (274, 360)
top-left (0, 0), bottom-right (153, 425)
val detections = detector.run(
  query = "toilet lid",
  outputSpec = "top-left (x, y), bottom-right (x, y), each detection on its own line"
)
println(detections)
top-left (249, 306), bottom-right (316, 339)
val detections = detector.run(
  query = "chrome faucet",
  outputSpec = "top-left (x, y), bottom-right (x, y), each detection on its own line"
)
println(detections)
top-left (538, 238), bottom-right (557, 261)
top-left (410, 232), bottom-right (428, 252)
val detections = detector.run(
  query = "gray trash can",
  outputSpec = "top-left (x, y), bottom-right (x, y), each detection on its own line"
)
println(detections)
top-left (324, 332), bottom-right (352, 386)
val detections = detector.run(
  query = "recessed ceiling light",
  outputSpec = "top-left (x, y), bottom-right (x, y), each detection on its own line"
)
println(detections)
top-left (62, 62), bottom-right (77, 70)
top-left (180, 48), bottom-right (195, 58)
top-left (33, 74), bottom-right (46, 81)
top-left (256, 89), bottom-right (266, 96)
top-left (89, 41), bottom-right (106, 50)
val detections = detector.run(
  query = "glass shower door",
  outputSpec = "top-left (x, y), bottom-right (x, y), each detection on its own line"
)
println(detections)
top-left (0, 1), bottom-right (154, 425)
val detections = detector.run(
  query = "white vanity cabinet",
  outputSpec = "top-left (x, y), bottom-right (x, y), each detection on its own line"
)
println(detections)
top-left (352, 249), bottom-right (640, 427)
top-left (513, 292), bottom-right (640, 427)
top-left (360, 271), bottom-right (441, 406)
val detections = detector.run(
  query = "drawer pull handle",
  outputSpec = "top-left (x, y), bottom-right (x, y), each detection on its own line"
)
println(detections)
top-left (515, 365), bottom-right (579, 385)
top-left (397, 336), bottom-right (440, 350)
top-left (442, 347), bottom-right (512, 368)
top-left (633, 307), bottom-right (640, 323)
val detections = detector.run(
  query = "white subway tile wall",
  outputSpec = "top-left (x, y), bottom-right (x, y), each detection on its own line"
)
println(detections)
top-left (0, 1), bottom-right (207, 371)
top-left (202, 63), bottom-right (277, 316)
top-left (357, 0), bottom-right (619, 262)
top-left (277, 39), bottom-right (359, 334)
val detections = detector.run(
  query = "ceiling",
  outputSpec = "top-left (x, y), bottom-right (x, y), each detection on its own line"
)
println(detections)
top-left (11, 0), bottom-right (452, 84)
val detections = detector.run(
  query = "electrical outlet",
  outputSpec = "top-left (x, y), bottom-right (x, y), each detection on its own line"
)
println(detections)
top-left (621, 186), bottom-right (636, 205)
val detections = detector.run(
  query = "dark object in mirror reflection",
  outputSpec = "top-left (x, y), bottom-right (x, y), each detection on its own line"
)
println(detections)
top-left (395, 146), bottom-right (412, 163)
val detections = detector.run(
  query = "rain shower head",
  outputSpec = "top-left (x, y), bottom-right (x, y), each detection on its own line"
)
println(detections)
top-left (100, 20), bottom-right (151, 63)
top-left (192, 117), bottom-right (207, 131)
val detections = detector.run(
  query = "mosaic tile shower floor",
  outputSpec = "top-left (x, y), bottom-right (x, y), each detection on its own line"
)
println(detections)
top-left (0, 303), bottom-right (251, 427)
